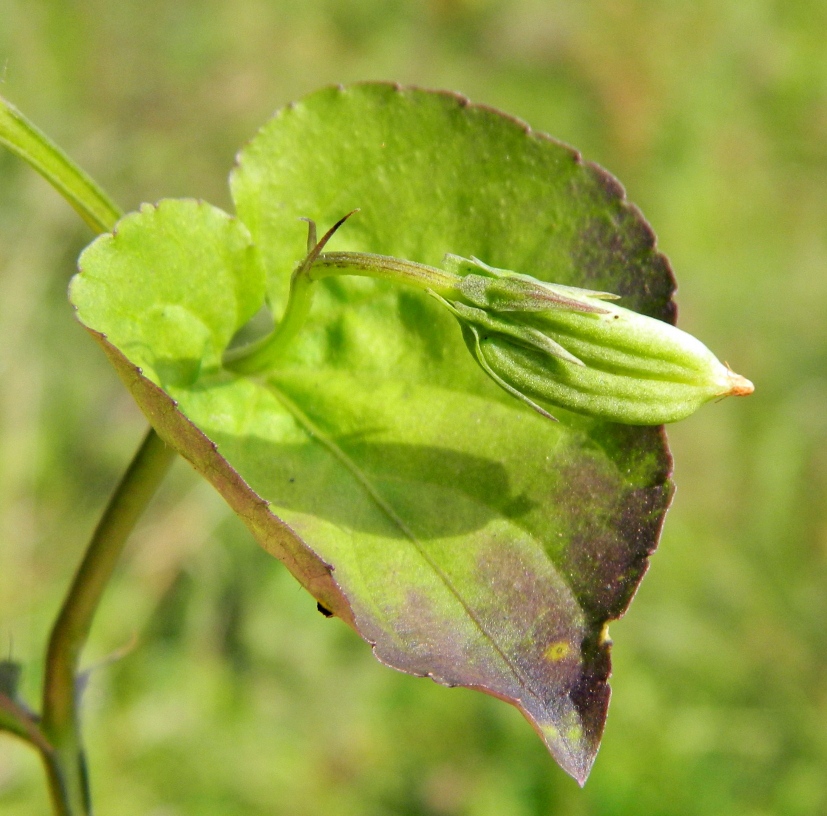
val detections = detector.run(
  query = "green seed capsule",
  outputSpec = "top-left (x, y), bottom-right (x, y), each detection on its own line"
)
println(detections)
top-left (436, 256), bottom-right (753, 425)
top-left (233, 213), bottom-right (752, 425)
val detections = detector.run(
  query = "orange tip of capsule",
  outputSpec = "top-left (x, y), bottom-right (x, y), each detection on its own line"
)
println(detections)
top-left (724, 366), bottom-right (754, 397)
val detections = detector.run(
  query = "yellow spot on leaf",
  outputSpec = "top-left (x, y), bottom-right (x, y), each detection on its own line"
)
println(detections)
top-left (541, 723), bottom-right (560, 741)
top-left (544, 640), bottom-right (571, 662)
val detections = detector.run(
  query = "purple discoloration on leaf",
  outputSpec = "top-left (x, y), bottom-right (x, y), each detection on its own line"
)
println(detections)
top-left (350, 528), bottom-right (596, 777)
top-left (554, 449), bottom-right (673, 622)
top-left (569, 164), bottom-right (677, 324)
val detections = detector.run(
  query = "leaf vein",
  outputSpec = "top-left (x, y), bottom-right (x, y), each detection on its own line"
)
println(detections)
top-left (267, 380), bottom-right (549, 710)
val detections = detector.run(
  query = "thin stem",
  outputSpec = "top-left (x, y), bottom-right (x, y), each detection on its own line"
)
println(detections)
top-left (0, 692), bottom-right (72, 815)
top-left (311, 251), bottom-right (462, 294)
top-left (226, 247), bottom-right (463, 374)
top-left (0, 95), bottom-right (121, 233)
top-left (0, 691), bottom-right (48, 751)
top-left (224, 265), bottom-right (317, 373)
top-left (2, 97), bottom-right (177, 814)
top-left (41, 429), bottom-right (175, 813)
top-left (40, 747), bottom-right (73, 816)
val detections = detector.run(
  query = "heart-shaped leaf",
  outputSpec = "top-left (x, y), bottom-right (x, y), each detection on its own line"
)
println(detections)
top-left (70, 84), bottom-right (674, 783)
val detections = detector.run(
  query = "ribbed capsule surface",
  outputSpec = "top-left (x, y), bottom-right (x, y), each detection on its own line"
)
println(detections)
top-left (441, 256), bottom-right (753, 425)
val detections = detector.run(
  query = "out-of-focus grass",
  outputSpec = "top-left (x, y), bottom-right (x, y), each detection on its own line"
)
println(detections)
top-left (1, 1), bottom-right (825, 814)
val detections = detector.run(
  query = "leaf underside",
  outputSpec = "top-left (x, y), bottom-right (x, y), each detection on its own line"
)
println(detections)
top-left (70, 84), bottom-right (675, 784)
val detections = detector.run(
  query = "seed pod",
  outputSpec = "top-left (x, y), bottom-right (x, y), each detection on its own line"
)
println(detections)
top-left (435, 256), bottom-right (753, 425)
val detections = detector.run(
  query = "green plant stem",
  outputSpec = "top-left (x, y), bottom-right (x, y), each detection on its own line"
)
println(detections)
top-left (41, 429), bottom-right (175, 814)
top-left (0, 692), bottom-right (49, 751)
top-left (0, 692), bottom-right (72, 816)
top-left (312, 251), bottom-right (461, 293)
top-left (2, 94), bottom-right (159, 813)
top-left (227, 250), bottom-right (463, 373)
top-left (1, 96), bottom-right (181, 814)
top-left (0, 95), bottom-right (121, 234)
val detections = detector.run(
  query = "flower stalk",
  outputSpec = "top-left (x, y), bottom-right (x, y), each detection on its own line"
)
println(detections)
top-left (226, 215), bottom-right (753, 425)
top-left (224, 211), bottom-right (464, 373)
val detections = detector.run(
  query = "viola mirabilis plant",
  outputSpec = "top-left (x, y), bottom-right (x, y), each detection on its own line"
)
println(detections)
top-left (1, 83), bottom-right (752, 809)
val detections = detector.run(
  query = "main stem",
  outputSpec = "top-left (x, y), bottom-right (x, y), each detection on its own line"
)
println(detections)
top-left (2, 94), bottom-right (177, 814)
top-left (41, 429), bottom-right (175, 813)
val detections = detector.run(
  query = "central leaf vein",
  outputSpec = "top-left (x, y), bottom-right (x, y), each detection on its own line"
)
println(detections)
top-left (266, 380), bottom-right (549, 709)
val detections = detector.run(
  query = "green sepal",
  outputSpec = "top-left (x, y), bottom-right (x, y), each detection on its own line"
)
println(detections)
top-left (460, 324), bottom-right (558, 421)
top-left (444, 254), bottom-right (617, 313)
top-left (431, 291), bottom-right (585, 367)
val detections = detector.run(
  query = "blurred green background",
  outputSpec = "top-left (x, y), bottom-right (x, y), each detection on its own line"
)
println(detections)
top-left (1, 1), bottom-right (825, 814)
